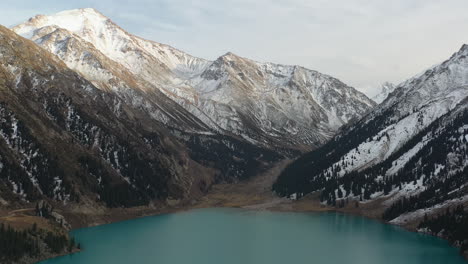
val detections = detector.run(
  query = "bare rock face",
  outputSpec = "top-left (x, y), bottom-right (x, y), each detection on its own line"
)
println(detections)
top-left (13, 8), bottom-right (375, 151)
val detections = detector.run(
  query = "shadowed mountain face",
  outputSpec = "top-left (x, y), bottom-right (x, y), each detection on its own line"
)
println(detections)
top-left (13, 8), bottom-right (375, 151)
top-left (273, 43), bottom-right (468, 221)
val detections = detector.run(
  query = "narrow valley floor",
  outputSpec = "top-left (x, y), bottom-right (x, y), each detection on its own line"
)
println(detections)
top-left (0, 158), bottom-right (449, 231)
top-left (194, 159), bottom-right (390, 223)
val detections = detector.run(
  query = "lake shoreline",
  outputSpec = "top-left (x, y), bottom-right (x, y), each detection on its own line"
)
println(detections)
top-left (38, 188), bottom-right (468, 263)
top-left (10, 159), bottom-right (465, 263)
top-left (37, 202), bottom-right (468, 264)
top-left (32, 158), bottom-right (468, 263)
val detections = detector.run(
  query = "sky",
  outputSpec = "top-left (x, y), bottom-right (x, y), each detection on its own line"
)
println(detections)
top-left (2, 0), bottom-right (468, 97)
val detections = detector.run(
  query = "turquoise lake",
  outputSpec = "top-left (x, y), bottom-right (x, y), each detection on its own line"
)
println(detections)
top-left (39, 208), bottom-right (466, 264)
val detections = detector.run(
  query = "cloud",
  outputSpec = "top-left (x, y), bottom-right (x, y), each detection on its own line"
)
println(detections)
top-left (2, 0), bottom-right (468, 96)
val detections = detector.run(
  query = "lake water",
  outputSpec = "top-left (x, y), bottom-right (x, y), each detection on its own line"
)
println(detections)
top-left (39, 208), bottom-right (466, 264)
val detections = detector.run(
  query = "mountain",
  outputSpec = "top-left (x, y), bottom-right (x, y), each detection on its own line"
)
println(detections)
top-left (273, 43), bottom-right (468, 219)
top-left (0, 24), bottom-right (219, 208)
top-left (12, 8), bottom-right (375, 151)
top-left (0, 19), bottom-right (286, 261)
top-left (372, 82), bottom-right (396, 104)
top-left (0, 23), bottom-right (281, 211)
top-left (0, 7), bottom-right (376, 210)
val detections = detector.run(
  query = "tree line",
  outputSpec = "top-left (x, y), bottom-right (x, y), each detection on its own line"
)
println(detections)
top-left (418, 205), bottom-right (468, 254)
top-left (0, 223), bottom-right (78, 263)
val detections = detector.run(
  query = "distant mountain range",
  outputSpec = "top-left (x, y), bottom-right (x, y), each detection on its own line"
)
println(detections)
top-left (12, 8), bottom-right (375, 151)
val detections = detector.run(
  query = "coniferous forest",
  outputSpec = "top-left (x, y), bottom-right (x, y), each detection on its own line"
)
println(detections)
top-left (274, 107), bottom-right (468, 218)
top-left (0, 223), bottom-right (76, 263)
top-left (418, 205), bottom-right (468, 254)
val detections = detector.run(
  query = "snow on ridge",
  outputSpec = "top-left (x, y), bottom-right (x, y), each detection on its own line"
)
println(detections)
top-left (372, 82), bottom-right (395, 104)
top-left (317, 41), bottom-right (468, 184)
top-left (12, 8), bottom-right (376, 149)
top-left (14, 8), bottom-right (107, 39)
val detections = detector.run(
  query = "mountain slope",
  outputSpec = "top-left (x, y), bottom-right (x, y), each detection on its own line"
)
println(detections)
top-left (0, 24), bottom-right (217, 208)
top-left (13, 20), bottom-right (212, 133)
top-left (187, 52), bottom-right (375, 148)
top-left (273, 44), bottom-right (468, 211)
top-left (13, 8), bottom-right (375, 150)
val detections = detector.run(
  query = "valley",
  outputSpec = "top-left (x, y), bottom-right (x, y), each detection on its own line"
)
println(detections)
top-left (2, 160), bottom-right (463, 263)
top-left (0, 6), bottom-right (467, 264)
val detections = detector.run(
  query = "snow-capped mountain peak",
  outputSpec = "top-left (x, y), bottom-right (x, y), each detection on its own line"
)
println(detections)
top-left (15, 8), bottom-right (107, 38)
top-left (14, 8), bottom-right (210, 80)
top-left (13, 8), bottom-right (376, 151)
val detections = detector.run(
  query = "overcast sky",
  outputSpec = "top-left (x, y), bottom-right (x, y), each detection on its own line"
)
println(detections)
top-left (2, 0), bottom-right (468, 96)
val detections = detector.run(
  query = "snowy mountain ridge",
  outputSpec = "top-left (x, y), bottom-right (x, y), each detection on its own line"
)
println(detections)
top-left (273, 41), bottom-right (468, 209)
top-left (372, 82), bottom-right (396, 104)
top-left (0, 21), bottom-right (284, 212)
top-left (13, 8), bottom-right (375, 150)
top-left (346, 44), bottom-right (468, 173)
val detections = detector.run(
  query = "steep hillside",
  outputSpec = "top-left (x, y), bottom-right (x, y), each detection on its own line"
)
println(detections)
top-left (187, 52), bottom-right (375, 148)
top-left (0, 24), bottom-right (216, 208)
top-left (0, 24), bottom-right (287, 262)
top-left (273, 44), bottom-right (468, 211)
